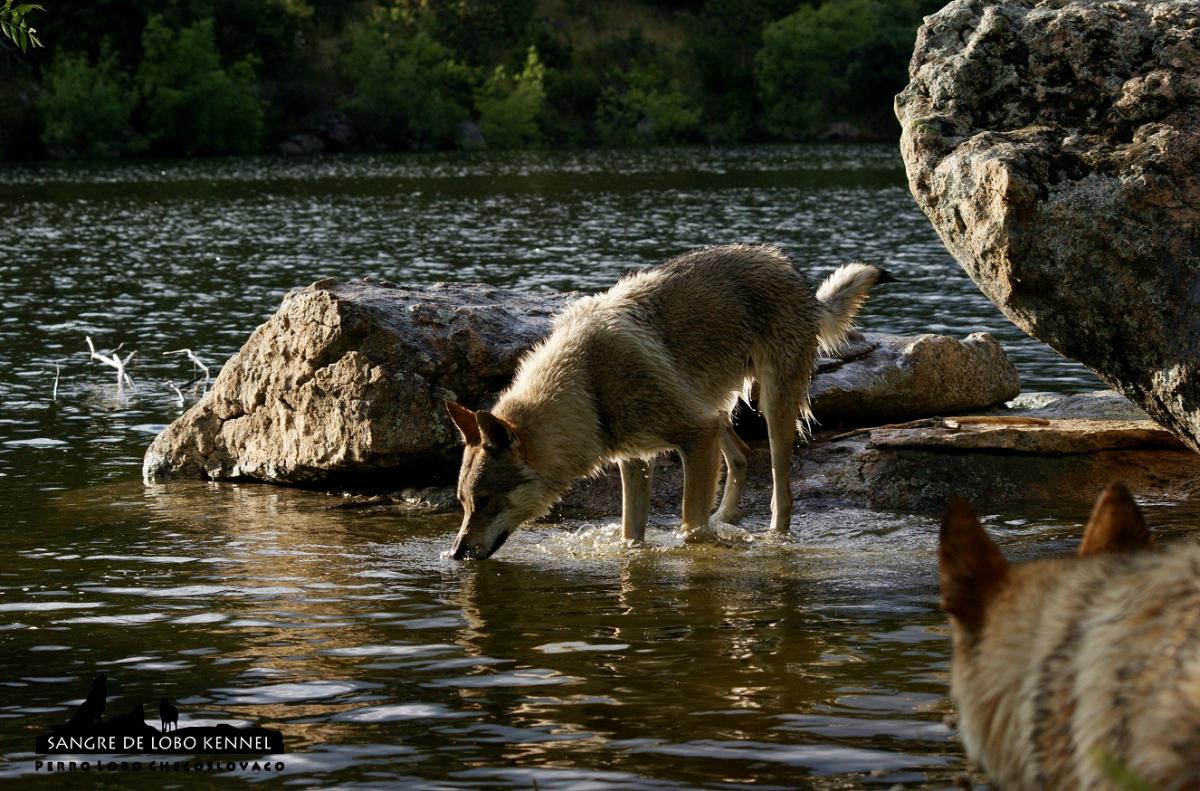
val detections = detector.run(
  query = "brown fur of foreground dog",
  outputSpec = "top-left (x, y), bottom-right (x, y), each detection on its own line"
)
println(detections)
top-left (941, 483), bottom-right (1200, 789)
top-left (445, 244), bottom-right (892, 559)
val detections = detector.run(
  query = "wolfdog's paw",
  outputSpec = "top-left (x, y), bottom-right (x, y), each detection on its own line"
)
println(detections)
top-left (713, 506), bottom-right (744, 525)
top-left (678, 523), bottom-right (723, 545)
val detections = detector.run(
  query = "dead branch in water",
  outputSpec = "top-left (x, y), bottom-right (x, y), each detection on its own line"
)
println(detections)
top-left (164, 348), bottom-right (210, 381)
top-left (165, 348), bottom-right (211, 395)
top-left (85, 336), bottom-right (135, 391)
top-left (166, 381), bottom-right (185, 407)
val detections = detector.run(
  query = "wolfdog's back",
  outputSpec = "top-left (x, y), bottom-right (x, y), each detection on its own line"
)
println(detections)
top-left (556, 245), bottom-right (818, 448)
top-left (588, 244), bottom-right (818, 398)
top-left (497, 244), bottom-right (823, 458)
top-left (974, 548), bottom-right (1200, 789)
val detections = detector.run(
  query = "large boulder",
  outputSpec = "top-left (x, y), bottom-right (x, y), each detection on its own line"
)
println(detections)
top-left (895, 0), bottom-right (1200, 453)
top-left (143, 279), bottom-right (573, 484)
top-left (144, 279), bottom-right (1021, 486)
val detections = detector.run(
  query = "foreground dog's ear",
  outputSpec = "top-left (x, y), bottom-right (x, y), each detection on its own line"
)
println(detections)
top-left (939, 498), bottom-right (1010, 633)
top-left (445, 401), bottom-right (480, 446)
top-left (476, 411), bottom-right (517, 450)
top-left (1078, 482), bottom-right (1152, 556)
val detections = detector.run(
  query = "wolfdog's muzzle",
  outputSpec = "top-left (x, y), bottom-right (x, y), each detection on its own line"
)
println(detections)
top-left (450, 529), bottom-right (511, 560)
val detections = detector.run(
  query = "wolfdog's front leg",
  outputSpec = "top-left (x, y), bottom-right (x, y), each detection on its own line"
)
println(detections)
top-left (679, 429), bottom-right (721, 542)
top-left (619, 457), bottom-right (653, 542)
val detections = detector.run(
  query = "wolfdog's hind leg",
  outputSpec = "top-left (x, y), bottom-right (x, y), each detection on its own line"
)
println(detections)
top-left (760, 378), bottom-right (798, 535)
top-left (619, 457), bottom-right (654, 543)
top-left (714, 423), bottom-right (749, 524)
top-left (679, 427), bottom-right (722, 542)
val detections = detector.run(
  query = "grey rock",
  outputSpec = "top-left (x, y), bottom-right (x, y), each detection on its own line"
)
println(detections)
top-left (1008, 390), bottom-right (1149, 420)
top-left (896, 0), bottom-right (1200, 452)
top-left (457, 121), bottom-right (485, 151)
top-left (301, 107), bottom-right (354, 147)
top-left (811, 331), bottom-right (1020, 425)
top-left (277, 133), bottom-right (324, 157)
top-left (143, 279), bottom-right (574, 484)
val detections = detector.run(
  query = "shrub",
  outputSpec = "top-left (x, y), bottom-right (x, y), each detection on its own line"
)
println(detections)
top-left (38, 47), bottom-right (143, 159)
top-left (683, 0), bottom-right (795, 143)
top-left (475, 46), bottom-right (546, 149)
top-left (595, 67), bottom-right (699, 145)
top-left (341, 14), bottom-right (474, 150)
top-left (138, 15), bottom-right (265, 156)
top-left (756, 0), bottom-right (935, 139)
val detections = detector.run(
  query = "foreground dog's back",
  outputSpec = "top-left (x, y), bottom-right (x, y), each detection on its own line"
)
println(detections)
top-left (941, 484), bottom-right (1200, 789)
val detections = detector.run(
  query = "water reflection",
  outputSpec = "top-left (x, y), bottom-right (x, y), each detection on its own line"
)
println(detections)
top-left (0, 476), bottom-right (972, 785)
top-left (0, 145), bottom-right (1111, 786)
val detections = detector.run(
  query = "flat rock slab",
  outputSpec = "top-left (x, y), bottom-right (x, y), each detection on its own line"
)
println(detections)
top-left (384, 414), bottom-right (1200, 520)
top-left (896, 0), bottom-right (1200, 453)
top-left (867, 418), bottom-right (1185, 455)
top-left (1007, 390), bottom-right (1149, 421)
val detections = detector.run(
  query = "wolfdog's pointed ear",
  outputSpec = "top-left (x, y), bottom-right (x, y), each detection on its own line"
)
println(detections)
top-left (445, 401), bottom-right (480, 445)
top-left (476, 411), bottom-right (517, 450)
top-left (939, 498), bottom-right (1010, 633)
top-left (1079, 483), bottom-right (1152, 556)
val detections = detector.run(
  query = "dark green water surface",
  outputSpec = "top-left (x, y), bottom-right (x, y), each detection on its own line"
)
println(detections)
top-left (0, 145), bottom-right (1141, 788)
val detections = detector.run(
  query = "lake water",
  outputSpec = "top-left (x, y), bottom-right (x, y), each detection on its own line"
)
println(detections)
top-left (0, 144), bottom-right (1118, 787)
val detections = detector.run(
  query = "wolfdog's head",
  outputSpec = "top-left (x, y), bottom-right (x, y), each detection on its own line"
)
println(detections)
top-left (939, 483), bottom-right (1154, 782)
top-left (444, 401), bottom-right (549, 560)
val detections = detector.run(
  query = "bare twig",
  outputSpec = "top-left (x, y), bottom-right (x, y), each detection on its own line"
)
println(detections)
top-left (85, 336), bottom-right (135, 391)
top-left (164, 348), bottom-right (210, 383)
top-left (166, 381), bottom-right (184, 407)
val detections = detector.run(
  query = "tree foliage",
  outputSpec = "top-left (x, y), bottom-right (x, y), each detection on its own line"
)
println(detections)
top-left (137, 15), bottom-right (265, 156)
top-left (1, 0), bottom-right (941, 159)
top-left (0, 0), bottom-right (43, 53)
top-left (756, 0), bottom-right (936, 139)
top-left (38, 46), bottom-right (143, 158)
top-left (475, 46), bottom-right (545, 149)
top-left (342, 10), bottom-right (473, 150)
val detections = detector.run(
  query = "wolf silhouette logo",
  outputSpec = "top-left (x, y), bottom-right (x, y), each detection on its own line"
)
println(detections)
top-left (158, 697), bottom-right (178, 733)
top-left (37, 675), bottom-right (284, 755)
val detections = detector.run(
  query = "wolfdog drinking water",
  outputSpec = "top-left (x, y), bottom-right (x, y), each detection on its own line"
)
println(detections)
top-left (445, 243), bottom-right (892, 559)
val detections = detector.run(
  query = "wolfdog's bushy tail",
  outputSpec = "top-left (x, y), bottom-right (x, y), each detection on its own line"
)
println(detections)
top-left (814, 262), bottom-right (894, 354)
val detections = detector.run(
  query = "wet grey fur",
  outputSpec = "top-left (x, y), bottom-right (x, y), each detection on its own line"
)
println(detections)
top-left (447, 243), bottom-right (890, 559)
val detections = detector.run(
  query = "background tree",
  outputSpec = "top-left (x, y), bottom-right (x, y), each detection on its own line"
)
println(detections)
top-left (475, 46), bottom-right (546, 149)
top-left (756, 0), bottom-right (938, 139)
top-left (39, 45), bottom-right (143, 157)
top-left (138, 15), bottom-right (265, 155)
top-left (1, 0), bottom-right (942, 160)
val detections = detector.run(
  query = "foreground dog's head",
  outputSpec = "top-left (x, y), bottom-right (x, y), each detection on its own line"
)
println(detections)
top-left (445, 401), bottom-right (550, 560)
top-left (940, 484), bottom-right (1167, 788)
